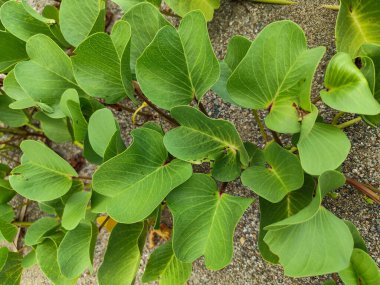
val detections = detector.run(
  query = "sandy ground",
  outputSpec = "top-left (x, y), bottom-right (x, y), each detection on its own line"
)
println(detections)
top-left (4, 0), bottom-right (379, 284)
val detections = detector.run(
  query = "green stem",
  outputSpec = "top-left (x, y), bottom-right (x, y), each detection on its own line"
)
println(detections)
top-left (336, 117), bottom-right (362, 129)
top-left (252, 110), bottom-right (269, 142)
top-left (321, 4), bottom-right (340, 11)
top-left (270, 130), bottom-right (283, 146)
top-left (26, 123), bottom-right (43, 133)
top-left (12, 221), bottom-right (33, 227)
top-left (332, 112), bottom-right (345, 125)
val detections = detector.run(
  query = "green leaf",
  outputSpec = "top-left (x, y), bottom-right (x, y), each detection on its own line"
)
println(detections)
top-left (164, 106), bottom-right (249, 166)
top-left (9, 140), bottom-right (78, 202)
top-left (72, 28), bottom-right (134, 103)
top-left (0, 31), bottom-right (27, 72)
top-left (165, 0), bottom-right (220, 21)
top-left (167, 174), bottom-right (253, 270)
top-left (211, 149), bottom-right (241, 182)
top-left (88, 108), bottom-right (119, 158)
top-left (122, 3), bottom-right (170, 72)
top-left (37, 237), bottom-right (77, 285)
top-left (14, 34), bottom-right (82, 118)
top-left (297, 120), bottom-right (351, 175)
top-left (212, 35), bottom-right (251, 104)
top-left (0, 95), bottom-right (28, 127)
top-left (57, 222), bottom-right (98, 279)
top-left (0, 251), bottom-right (22, 285)
top-left (344, 221), bottom-right (368, 252)
top-left (93, 127), bottom-right (192, 223)
top-left (33, 112), bottom-right (72, 143)
top-left (136, 11), bottom-right (219, 110)
top-left (264, 171), bottom-right (353, 277)
top-left (103, 130), bottom-right (126, 162)
top-left (2, 70), bottom-right (35, 110)
top-left (241, 141), bottom-right (304, 203)
top-left (0, 247), bottom-right (8, 271)
top-left (98, 223), bottom-right (146, 285)
top-left (0, 204), bottom-right (14, 223)
top-left (227, 20), bottom-right (325, 134)
top-left (59, 0), bottom-right (106, 47)
top-left (339, 249), bottom-right (380, 285)
top-left (0, 219), bottom-right (17, 242)
top-left (258, 174), bottom-right (315, 264)
top-left (142, 241), bottom-right (192, 285)
top-left (0, 0), bottom-right (56, 42)
top-left (59, 89), bottom-right (88, 142)
top-left (321, 52), bottom-right (380, 115)
top-left (323, 280), bottom-right (337, 285)
top-left (0, 179), bottom-right (16, 204)
top-left (24, 217), bottom-right (59, 246)
top-left (62, 191), bottom-right (91, 230)
top-left (336, 0), bottom-right (380, 57)
top-left (21, 250), bottom-right (36, 269)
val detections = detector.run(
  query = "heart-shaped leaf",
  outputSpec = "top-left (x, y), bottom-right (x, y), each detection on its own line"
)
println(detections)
top-left (98, 223), bottom-right (147, 285)
top-left (212, 35), bottom-right (251, 104)
top-left (14, 34), bottom-right (82, 118)
top-left (9, 140), bottom-right (78, 202)
top-left (142, 241), bottom-right (192, 285)
top-left (336, 0), bottom-right (380, 57)
top-left (339, 248), bottom-right (380, 285)
top-left (167, 174), bottom-right (253, 270)
top-left (241, 141), bottom-right (304, 203)
top-left (321, 52), bottom-right (380, 115)
top-left (59, 0), bottom-right (106, 47)
top-left (72, 23), bottom-right (134, 103)
top-left (58, 221), bottom-right (98, 279)
top-left (227, 20), bottom-right (325, 134)
top-left (93, 127), bottom-right (192, 223)
top-left (62, 191), bottom-right (92, 230)
top-left (258, 174), bottom-right (315, 263)
top-left (164, 106), bottom-right (249, 166)
top-left (264, 171), bottom-right (353, 277)
top-left (122, 3), bottom-right (170, 72)
top-left (165, 0), bottom-right (220, 21)
top-left (136, 11), bottom-right (219, 110)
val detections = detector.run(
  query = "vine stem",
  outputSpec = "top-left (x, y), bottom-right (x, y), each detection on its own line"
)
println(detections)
top-left (133, 81), bottom-right (179, 126)
top-left (331, 112), bottom-right (345, 125)
top-left (346, 178), bottom-right (380, 205)
top-left (321, 4), bottom-right (340, 11)
top-left (252, 110), bottom-right (269, 143)
top-left (270, 130), bottom-right (283, 146)
top-left (12, 221), bottom-right (33, 227)
top-left (78, 176), bottom-right (92, 181)
top-left (336, 117), bottom-right (362, 129)
top-left (98, 216), bottom-right (111, 232)
top-left (194, 97), bottom-right (208, 116)
top-left (107, 103), bottom-right (152, 117)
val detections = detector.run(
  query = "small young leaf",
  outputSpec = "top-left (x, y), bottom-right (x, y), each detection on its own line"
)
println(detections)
top-left (88, 108), bottom-right (119, 158)
top-left (321, 52), bottom-right (380, 115)
top-left (167, 174), bottom-right (253, 270)
top-left (123, 2), bottom-right (170, 72)
top-left (212, 35), bottom-right (251, 104)
top-left (98, 223), bottom-right (146, 285)
top-left (136, 11), bottom-right (219, 110)
top-left (336, 0), bottom-right (380, 57)
top-left (228, 20), bottom-right (325, 134)
top-left (59, 0), bottom-right (106, 47)
top-left (57, 221), bottom-right (98, 279)
top-left (24, 217), bottom-right (60, 246)
top-left (142, 241), bottom-right (192, 285)
top-left (211, 149), bottom-right (241, 182)
top-left (264, 171), bottom-right (353, 277)
top-left (9, 140), bottom-right (78, 202)
top-left (165, 0), bottom-right (220, 21)
top-left (93, 127), bottom-right (192, 223)
top-left (62, 191), bottom-right (91, 230)
top-left (241, 141), bottom-right (304, 203)
top-left (164, 106), bottom-right (249, 166)
top-left (338, 249), bottom-right (380, 285)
